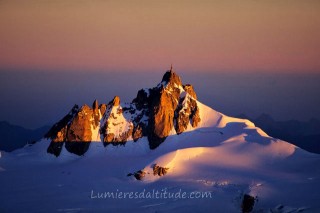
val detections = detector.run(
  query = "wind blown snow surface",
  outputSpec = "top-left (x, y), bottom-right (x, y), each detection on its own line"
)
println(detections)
top-left (0, 102), bottom-right (319, 212)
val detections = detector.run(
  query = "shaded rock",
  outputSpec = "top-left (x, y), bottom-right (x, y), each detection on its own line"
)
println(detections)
top-left (131, 89), bottom-right (150, 142)
top-left (132, 124), bottom-right (143, 142)
top-left (92, 99), bottom-right (99, 110)
top-left (153, 164), bottom-right (169, 176)
top-left (47, 141), bottom-right (64, 157)
top-left (128, 170), bottom-right (146, 180)
top-left (46, 105), bottom-right (79, 157)
top-left (65, 142), bottom-right (91, 156)
top-left (241, 194), bottom-right (255, 213)
top-left (47, 126), bottom-right (68, 157)
top-left (175, 108), bottom-right (190, 135)
top-left (132, 89), bottom-right (150, 110)
top-left (190, 101), bottom-right (201, 127)
top-left (189, 98), bottom-right (201, 127)
top-left (45, 105), bottom-right (79, 139)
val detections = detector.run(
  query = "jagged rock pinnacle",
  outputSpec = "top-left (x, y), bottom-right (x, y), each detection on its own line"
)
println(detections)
top-left (92, 99), bottom-right (100, 128)
top-left (92, 99), bottom-right (98, 109)
top-left (112, 96), bottom-right (120, 106)
top-left (161, 68), bottom-right (182, 86)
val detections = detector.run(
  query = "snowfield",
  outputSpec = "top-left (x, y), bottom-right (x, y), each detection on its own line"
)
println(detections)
top-left (0, 102), bottom-right (319, 213)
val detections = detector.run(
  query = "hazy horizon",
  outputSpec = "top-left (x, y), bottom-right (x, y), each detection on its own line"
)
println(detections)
top-left (1, 68), bottom-right (319, 129)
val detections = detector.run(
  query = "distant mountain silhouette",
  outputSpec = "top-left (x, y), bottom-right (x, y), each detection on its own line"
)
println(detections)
top-left (237, 114), bottom-right (320, 154)
top-left (0, 121), bottom-right (50, 152)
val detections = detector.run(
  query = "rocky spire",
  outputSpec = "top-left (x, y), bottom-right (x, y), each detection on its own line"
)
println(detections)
top-left (111, 96), bottom-right (120, 106)
top-left (92, 99), bottom-right (99, 110)
top-left (161, 65), bottom-right (182, 86)
top-left (92, 99), bottom-right (100, 128)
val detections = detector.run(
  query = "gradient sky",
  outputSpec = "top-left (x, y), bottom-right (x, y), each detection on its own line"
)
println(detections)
top-left (1, 0), bottom-right (320, 72)
top-left (0, 0), bottom-right (320, 128)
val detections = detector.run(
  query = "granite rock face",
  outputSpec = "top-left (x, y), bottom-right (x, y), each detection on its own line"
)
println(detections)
top-left (46, 105), bottom-right (79, 157)
top-left (67, 105), bottom-right (93, 142)
top-left (147, 70), bottom-right (182, 149)
top-left (45, 67), bottom-right (201, 156)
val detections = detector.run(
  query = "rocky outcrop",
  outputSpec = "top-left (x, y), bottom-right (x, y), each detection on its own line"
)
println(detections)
top-left (131, 89), bottom-right (150, 142)
top-left (183, 84), bottom-right (197, 99)
top-left (101, 96), bottom-right (134, 145)
top-left (47, 102), bottom-right (99, 156)
top-left (46, 67), bottom-right (202, 156)
top-left (241, 194), bottom-right (255, 213)
top-left (65, 142), bottom-right (91, 156)
top-left (174, 93), bottom-right (201, 134)
top-left (67, 105), bottom-right (93, 142)
top-left (46, 105), bottom-right (79, 157)
top-left (153, 164), bottom-right (169, 176)
top-left (45, 105), bottom-right (79, 140)
top-left (132, 89), bottom-right (150, 110)
top-left (127, 170), bottom-right (146, 180)
top-left (132, 124), bottom-right (143, 142)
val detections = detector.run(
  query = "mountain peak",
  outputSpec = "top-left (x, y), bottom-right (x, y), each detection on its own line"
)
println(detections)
top-left (46, 68), bottom-right (201, 156)
top-left (161, 66), bottom-right (182, 86)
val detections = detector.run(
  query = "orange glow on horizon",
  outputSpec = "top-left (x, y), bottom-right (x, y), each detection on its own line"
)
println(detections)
top-left (0, 0), bottom-right (319, 73)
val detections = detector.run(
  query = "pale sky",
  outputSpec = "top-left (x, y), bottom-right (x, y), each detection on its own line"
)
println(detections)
top-left (1, 0), bottom-right (320, 73)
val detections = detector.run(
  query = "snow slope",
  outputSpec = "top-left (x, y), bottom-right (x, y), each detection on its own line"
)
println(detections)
top-left (0, 101), bottom-right (319, 213)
